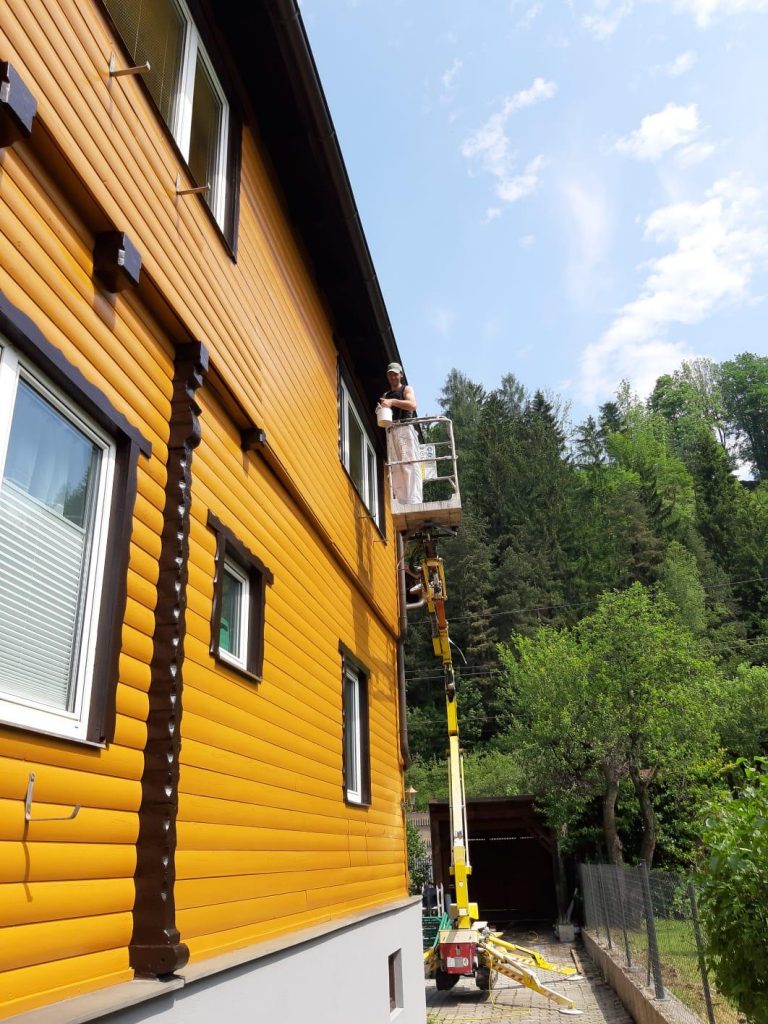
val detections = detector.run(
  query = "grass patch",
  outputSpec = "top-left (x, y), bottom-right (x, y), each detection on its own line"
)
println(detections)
top-left (621, 919), bottom-right (740, 1023)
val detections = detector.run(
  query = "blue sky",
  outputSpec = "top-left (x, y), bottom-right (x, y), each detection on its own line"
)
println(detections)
top-left (301, 1), bottom-right (768, 425)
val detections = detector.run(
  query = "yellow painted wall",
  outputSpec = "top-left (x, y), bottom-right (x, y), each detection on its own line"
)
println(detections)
top-left (178, 390), bottom-right (406, 962)
top-left (0, 0), bottom-right (406, 1016)
top-left (0, 145), bottom-right (172, 1015)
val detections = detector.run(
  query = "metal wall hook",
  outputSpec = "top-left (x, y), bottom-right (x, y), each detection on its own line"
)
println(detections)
top-left (175, 173), bottom-right (210, 196)
top-left (108, 52), bottom-right (151, 78)
top-left (24, 773), bottom-right (80, 823)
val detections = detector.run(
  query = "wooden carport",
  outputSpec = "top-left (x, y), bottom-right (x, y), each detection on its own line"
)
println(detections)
top-left (429, 797), bottom-right (564, 928)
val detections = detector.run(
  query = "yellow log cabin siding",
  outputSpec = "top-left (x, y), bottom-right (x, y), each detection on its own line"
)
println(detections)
top-left (177, 390), bottom-right (406, 962)
top-left (0, 0), bottom-right (407, 1017)
top-left (0, 141), bottom-right (172, 1014)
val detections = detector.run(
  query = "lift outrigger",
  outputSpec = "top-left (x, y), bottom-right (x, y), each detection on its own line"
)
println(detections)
top-left (388, 417), bottom-right (582, 1014)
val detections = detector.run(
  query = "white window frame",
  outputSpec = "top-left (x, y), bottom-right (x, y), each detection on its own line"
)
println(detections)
top-left (218, 557), bottom-right (250, 672)
top-left (171, 3), bottom-right (230, 227)
top-left (340, 378), bottom-right (379, 521)
top-left (105, 0), bottom-right (230, 228)
top-left (344, 665), bottom-right (363, 805)
top-left (0, 340), bottom-right (116, 742)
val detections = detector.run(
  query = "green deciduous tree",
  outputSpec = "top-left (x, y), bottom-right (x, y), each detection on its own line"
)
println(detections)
top-left (497, 584), bottom-right (721, 865)
top-left (698, 760), bottom-right (768, 1023)
top-left (719, 352), bottom-right (768, 480)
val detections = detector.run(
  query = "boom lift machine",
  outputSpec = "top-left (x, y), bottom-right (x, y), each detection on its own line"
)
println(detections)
top-left (388, 416), bottom-right (582, 1014)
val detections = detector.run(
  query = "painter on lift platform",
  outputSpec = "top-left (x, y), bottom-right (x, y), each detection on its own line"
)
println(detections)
top-left (378, 362), bottom-right (422, 505)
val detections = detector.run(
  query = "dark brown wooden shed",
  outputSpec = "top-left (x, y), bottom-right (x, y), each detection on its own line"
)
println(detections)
top-left (429, 797), bottom-right (563, 928)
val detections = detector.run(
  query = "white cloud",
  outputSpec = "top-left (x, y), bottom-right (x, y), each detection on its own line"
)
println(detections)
top-left (676, 141), bottom-right (716, 166)
top-left (517, 2), bottom-right (543, 28)
top-left (673, 0), bottom-right (768, 27)
top-left (667, 50), bottom-right (697, 75)
top-left (580, 0), bottom-right (768, 35)
top-left (615, 103), bottom-right (700, 161)
top-left (561, 178), bottom-right (613, 305)
top-left (440, 58), bottom-right (463, 93)
top-left (497, 155), bottom-right (547, 202)
top-left (582, 0), bottom-right (635, 38)
top-left (483, 207), bottom-right (502, 224)
top-left (461, 79), bottom-right (556, 209)
top-left (520, 233), bottom-right (536, 247)
top-left (579, 175), bottom-right (768, 403)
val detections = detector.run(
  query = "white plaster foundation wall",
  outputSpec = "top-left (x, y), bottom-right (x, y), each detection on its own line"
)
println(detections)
top-left (104, 901), bottom-right (426, 1024)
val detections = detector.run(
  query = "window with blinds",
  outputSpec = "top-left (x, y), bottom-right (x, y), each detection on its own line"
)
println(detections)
top-left (102, 0), bottom-right (230, 229)
top-left (0, 342), bottom-right (115, 740)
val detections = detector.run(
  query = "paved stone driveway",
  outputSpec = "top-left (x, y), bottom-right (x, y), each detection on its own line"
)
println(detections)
top-left (426, 936), bottom-right (632, 1023)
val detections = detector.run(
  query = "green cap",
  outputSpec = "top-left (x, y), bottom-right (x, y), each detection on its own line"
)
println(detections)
top-left (387, 362), bottom-right (403, 375)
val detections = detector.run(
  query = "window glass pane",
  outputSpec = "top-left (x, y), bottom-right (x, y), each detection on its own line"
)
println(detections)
top-left (104, 0), bottom-right (186, 126)
top-left (345, 671), bottom-right (360, 798)
top-left (4, 382), bottom-right (98, 527)
top-left (366, 445), bottom-right (377, 516)
top-left (188, 52), bottom-right (223, 195)
top-left (0, 382), bottom-right (101, 710)
top-left (347, 411), bottom-right (365, 497)
top-left (220, 564), bottom-right (243, 657)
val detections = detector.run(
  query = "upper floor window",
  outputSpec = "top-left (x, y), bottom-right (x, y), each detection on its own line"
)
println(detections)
top-left (339, 377), bottom-right (379, 522)
top-left (103, 0), bottom-right (231, 229)
top-left (0, 341), bottom-right (115, 740)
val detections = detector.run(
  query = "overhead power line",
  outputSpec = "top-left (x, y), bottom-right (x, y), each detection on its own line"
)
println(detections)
top-left (406, 574), bottom-right (768, 628)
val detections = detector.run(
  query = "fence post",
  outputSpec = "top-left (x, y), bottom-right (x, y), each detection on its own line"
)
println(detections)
top-left (614, 864), bottom-right (632, 968)
top-left (688, 882), bottom-right (716, 1024)
top-left (640, 862), bottom-right (665, 999)
top-left (597, 865), bottom-right (613, 949)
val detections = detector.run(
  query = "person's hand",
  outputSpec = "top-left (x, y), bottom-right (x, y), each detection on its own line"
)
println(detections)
top-left (379, 397), bottom-right (393, 408)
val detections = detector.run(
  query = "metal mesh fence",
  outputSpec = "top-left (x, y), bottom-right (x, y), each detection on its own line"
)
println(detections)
top-left (579, 863), bottom-right (740, 1024)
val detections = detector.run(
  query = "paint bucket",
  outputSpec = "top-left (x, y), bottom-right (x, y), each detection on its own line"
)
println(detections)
top-left (376, 404), bottom-right (393, 428)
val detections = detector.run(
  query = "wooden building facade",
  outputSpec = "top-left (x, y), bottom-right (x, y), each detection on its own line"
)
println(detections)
top-left (0, 3), bottom-right (423, 1021)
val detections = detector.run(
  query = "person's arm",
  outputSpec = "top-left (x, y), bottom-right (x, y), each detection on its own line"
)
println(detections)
top-left (379, 385), bottom-right (417, 411)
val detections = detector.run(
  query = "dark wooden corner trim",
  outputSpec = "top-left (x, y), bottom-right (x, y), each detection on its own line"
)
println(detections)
top-left (207, 510), bottom-right (273, 682)
top-left (94, 231), bottom-right (142, 292)
top-left (130, 340), bottom-right (209, 978)
top-left (0, 61), bottom-right (36, 149)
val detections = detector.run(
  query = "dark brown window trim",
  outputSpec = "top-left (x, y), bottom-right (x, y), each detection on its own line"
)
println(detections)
top-left (339, 641), bottom-right (372, 809)
top-left (337, 359), bottom-right (387, 541)
top-left (0, 61), bottom-right (37, 149)
top-left (207, 510), bottom-right (273, 682)
top-left (98, 1), bottom-right (241, 258)
top-left (0, 288), bottom-right (151, 746)
top-left (0, 291), bottom-right (151, 458)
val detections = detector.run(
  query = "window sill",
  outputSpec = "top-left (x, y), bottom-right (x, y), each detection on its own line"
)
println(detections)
top-left (211, 652), bottom-right (262, 686)
top-left (0, 714), bottom-right (106, 749)
top-left (344, 796), bottom-right (371, 810)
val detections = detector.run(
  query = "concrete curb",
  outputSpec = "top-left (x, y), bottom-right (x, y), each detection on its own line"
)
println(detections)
top-left (583, 930), bottom-right (703, 1024)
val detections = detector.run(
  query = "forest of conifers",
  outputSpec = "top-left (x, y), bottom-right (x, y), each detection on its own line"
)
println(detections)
top-left (404, 352), bottom-right (768, 869)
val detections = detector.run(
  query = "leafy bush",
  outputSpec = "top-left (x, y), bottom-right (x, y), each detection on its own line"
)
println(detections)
top-left (406, 817), bottom-right (430, 895)
top-left (697, 760), bottom-right (768, 1023)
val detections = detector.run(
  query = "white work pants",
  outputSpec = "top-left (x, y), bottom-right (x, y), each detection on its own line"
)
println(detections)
top-left (387, 422), bottom-right (423, 504)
